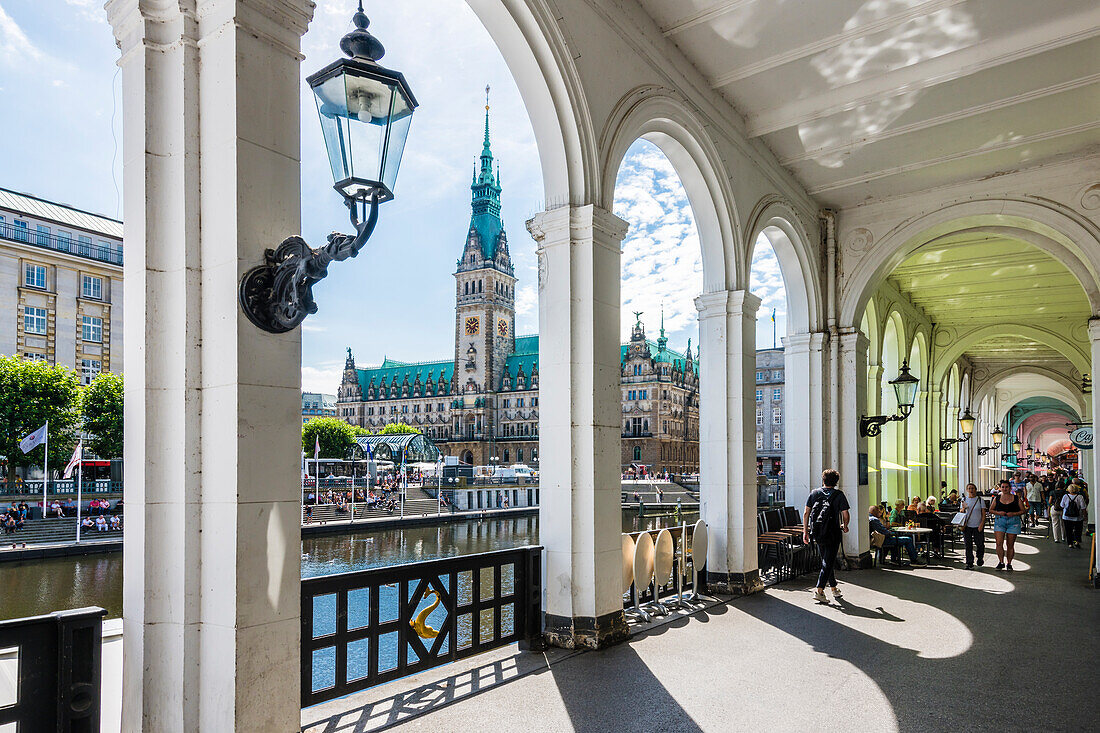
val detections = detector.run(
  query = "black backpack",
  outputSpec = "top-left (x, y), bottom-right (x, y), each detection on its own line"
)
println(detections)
top-left (809, 489), bottom-right (838, 541)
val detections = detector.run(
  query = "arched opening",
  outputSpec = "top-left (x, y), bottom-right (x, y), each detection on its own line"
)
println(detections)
top-left (613, 137), bottom-right (703, 479)
top-left (906, 334), bottom-right (927, 497)
top-left (880, 313), bottom-right (904, 504)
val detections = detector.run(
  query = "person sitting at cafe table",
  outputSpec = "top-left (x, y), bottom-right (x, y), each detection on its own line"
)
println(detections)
top-left (869, 506), bottom-right (925, 565)
top-left (888, 500), bottom-right (907, 525)
top-left (941, 490), bottom-right (960, 511)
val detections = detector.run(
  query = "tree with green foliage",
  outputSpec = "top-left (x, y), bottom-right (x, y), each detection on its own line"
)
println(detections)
top-left (376, 422), bottom-right (416, 435)
top-left (82, 371), bottom-right (124, 459)
top-left (302, 417), bottom-right (357, 459)
top-left (0, 355), bottom-right (81, 482)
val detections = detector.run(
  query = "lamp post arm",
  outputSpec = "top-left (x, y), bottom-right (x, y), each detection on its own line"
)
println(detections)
top-left (239, 192), bottom-right (381, 334)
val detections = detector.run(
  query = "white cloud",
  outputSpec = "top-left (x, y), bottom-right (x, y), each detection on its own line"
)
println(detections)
top-left (63, 0), bottom-right (106, 25)
top-left (0, 3), bottom-right (43, 67)
top-left (614, 139), bottom-right (703, 346)
top-left (302, 362), bottom-right (343, 394)
top-left (515, 284), bottom-right (536, 317)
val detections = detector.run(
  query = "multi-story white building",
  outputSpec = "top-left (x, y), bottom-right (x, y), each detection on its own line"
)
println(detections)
top-left (0, 188), bottom-right (123, 382)
top-left (301, 392), bottom-right (336, 424)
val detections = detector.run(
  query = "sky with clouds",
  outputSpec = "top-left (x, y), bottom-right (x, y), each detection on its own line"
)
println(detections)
top-left (0, 0), bottom-right (786, 394)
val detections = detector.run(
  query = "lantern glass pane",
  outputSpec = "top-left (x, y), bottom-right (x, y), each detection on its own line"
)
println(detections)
top-left (959, 413), bottom-right (976, 435)
top-left (312, 68), bottom-right (414, 198)
top-left (892, 378), bottom-right (918, 409)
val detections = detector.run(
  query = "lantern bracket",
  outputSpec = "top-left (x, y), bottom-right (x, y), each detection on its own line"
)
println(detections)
top-left (239, 192), bottom-right (380, 334)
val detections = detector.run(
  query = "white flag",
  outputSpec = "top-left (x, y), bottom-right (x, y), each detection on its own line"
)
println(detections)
top-left (63, 442), bottom-right (83, 479)
top-left (314, 434), bottom-right (321, 460)
top-left (19, 423), bottom-right (47, 454)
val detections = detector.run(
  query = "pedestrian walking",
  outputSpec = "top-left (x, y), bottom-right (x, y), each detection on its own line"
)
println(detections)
top-left (960, 483), bottom-right (986, 569)
top-left (802, 469), bottom-right (850, 604)
top-left (1025, 474), bottom-right (1043, 528)
top-left (989, 479), bottom-right (1026, 570)
top-left (1061, 484), bottom-right (1088, 549)
top-left (1050, 480), bottom-right (1068, 543)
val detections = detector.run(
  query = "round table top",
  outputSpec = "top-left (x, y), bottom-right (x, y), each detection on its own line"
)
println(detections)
top-left (894, 526), bottom-right (932, 534)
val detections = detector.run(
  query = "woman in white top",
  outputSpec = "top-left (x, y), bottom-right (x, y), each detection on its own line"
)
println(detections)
top-left (1060, 485), bottom-right (1088, 549)
top-left (960, 483), bottom-right (987, 569)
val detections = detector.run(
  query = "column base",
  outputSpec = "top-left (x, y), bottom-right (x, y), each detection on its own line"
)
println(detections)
top-left (543, 611), bottom-right (629, 650)
top-left (844, 551), bottom-right (874, 570)
top-left (1092, 571), bottom-right (1100, 590)
top-left (706, 570), bottom-right (764, 596)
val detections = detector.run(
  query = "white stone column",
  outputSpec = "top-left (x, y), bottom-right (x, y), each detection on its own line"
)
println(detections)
top-left (107, 0), bottom-right (313, 729)
top-left (696, 290), bottom-right (763, 594)
top-left (1090, 319), bottom-right (1100, 587)
top-left (866, 363), bottom-right (882, 504)
top-left (838, 331), bottom-right (871, 565)
top-left (784, 332), bottom-right (828, 510)
top-left (528, 205), bottom-right (629, 647)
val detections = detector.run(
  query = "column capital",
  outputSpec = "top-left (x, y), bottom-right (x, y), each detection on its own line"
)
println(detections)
top-left (1089, 316), bottom-right (1100, 342)
top-left (694, 289), bottom-right (762, 320)
top-left (526, 204), bottom-right (628, 253)
top-left (784, 330), bottom-right (827, 351)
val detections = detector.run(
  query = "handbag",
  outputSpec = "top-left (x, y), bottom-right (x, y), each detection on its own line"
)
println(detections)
top-left (870, 530), bottom-right (887, 548)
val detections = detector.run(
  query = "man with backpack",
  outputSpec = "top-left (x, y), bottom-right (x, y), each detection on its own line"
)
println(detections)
top-left (802, 469), bottom-right (851, 604)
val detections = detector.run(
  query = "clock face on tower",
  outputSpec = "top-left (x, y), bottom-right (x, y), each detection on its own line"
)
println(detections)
top-left (464, 316), bottom-right (480, 335)
top-left (498, 319), bottom-right (508, 336)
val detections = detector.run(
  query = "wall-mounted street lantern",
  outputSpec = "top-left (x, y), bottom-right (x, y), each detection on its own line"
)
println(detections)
top-left (240, 1), bottom-right (418, 333)
top-left (976, 426), bottom-right (1004, 456)
top-left (1011, 437), bottom-right (1023, 454)
top-left (939, 408), bottom-right (976, 451)
top-left (860, 360), bottom-right (920, 437)
top-left (1025, 443), bottom-right (1034, 459)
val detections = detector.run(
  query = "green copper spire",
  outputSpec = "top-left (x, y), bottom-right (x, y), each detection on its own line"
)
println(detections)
top-left (657, 304), bottom-right (668, 351)
top-left (470, 84), bottom-right (503, 260)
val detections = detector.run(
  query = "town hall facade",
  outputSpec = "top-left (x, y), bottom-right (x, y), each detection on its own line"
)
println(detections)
top-left (336, 103), bottom-right (700, 473)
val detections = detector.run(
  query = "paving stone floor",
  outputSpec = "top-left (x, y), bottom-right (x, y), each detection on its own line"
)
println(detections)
top-left (302, 525), bottom-right (1099, 733)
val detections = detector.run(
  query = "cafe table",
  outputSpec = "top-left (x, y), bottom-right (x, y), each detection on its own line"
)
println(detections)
top-left (893, 526), bottom-right (933, 561)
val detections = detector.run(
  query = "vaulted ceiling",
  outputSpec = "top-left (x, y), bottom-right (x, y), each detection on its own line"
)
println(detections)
top-left (640, 0), bottom-right (1100, 208)
top-left (887, 234), bottom-right (1089, 374)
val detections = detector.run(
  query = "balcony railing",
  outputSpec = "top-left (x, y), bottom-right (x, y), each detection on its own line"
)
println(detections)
top-left (302, 546), bottom-right (543, 707)
top-left (0, 479), bottom-right (123, 497)
top-left (0, 221), bottom-right (123, 266)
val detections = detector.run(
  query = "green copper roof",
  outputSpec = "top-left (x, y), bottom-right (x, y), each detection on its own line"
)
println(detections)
top-left (621, 340), bottom-right (698, 375)
top-left (357, 358), bottom-right (454, 398)
top-left (470, 94), bottom-right (503, 260)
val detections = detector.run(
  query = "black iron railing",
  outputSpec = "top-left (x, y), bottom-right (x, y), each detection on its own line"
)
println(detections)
top-left (0, 607), bottom-right (106, 732)
top-left (0, 221), bottom-right (123, 265)
top-left (301, 546), bottom-right (542, 707)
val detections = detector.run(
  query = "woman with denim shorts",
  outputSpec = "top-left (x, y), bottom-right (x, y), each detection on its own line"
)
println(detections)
top-left (989, 479), bottom-right (1026, 571)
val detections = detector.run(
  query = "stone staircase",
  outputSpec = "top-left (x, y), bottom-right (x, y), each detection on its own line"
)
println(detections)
top-left (621, 481), bottom-right (699, 506)
top-left (0, 516), bottom-right (121, 548)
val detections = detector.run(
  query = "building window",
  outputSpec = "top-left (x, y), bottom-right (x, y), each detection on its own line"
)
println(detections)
top-left (517, 448), bottom-right (523, 462)
top-left (640, 390), bottom-right (647, 400)
top-left (24, 352), bottom-right (47, 363)
top-left (12, 220), bottom-right (29, 242)
top-left (503, 399), bottom-right (510, 408)
top-left (773, 370), bottom-right (782, 380)
top-left (82, 275), bottom-right (103, 300)
top-left (755, 408), bottom-right (763, 426)
top-left (35, 224), bottom-right (50, 245)
top-left (24, 306), bottom-right (47, 335)
top-left (82, 315), bottom-right (103, 343)
top-left (773, 433), bottom-right (782, 449)
top-left (773, 407), bottom-right (782, 425)
top-left (756, 433), bottom-right (763, 449)
top-left (632, 446), bottom-right (641, 461)
top-left (773, 388), bottom-right (782, 401)
top-left (755, 389), bottom-right (763, 402)
top-left (77, 234), bottom-right (92, 255)
top-left (756, 371), bottom-right (763, 381)
top-left (517, 398), bottom-right (525, 407)
top-left (81, 359), bottom-right (101, 385)
top-left (24, 263), bottom-right (46, 289)
top-left (56, 231), bottom-right (72, 252)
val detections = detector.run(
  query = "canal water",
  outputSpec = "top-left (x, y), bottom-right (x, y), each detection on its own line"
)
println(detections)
top-left (0, 509), bottom-right (696, 621)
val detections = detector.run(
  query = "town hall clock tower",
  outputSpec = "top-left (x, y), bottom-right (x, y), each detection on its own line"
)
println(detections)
top-left (454, 89), bottom-right (516, 401)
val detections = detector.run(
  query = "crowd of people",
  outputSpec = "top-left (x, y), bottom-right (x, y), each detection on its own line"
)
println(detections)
top-left (804, 468), bottom-right (1091, 601)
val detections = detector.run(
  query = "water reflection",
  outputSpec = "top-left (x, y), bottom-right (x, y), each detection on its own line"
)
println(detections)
top-left (0, 510), bottom-right (699, 621)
